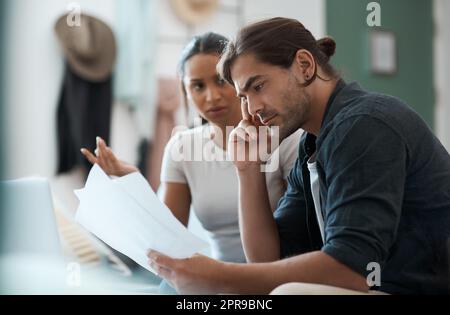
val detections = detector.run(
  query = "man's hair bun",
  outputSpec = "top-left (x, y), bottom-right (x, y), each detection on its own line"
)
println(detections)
top-left (317, 37), bottom-right (336, 61)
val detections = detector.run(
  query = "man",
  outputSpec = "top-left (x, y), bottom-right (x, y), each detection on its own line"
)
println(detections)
top-left (148, 17), bottom-right (450, 295)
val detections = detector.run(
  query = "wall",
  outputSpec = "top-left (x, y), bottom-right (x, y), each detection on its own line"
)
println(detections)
top-left (156, 0), bottom-right (325, 77)
top-left (0, 0), bottom-right (7, 178)
top-left (326, 0), bottom-right (435, 128)
top-left (434, 0), bottom-right (450, 151)
top-left (2, 0), bottom-right (116, 179)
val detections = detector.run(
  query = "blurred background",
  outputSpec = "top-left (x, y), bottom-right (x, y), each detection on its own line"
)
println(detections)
top-left (0, 0), bottom-right (449, 294)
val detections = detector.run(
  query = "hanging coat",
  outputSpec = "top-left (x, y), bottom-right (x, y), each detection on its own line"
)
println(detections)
top-left (57, 64), bottom-right (112, 174)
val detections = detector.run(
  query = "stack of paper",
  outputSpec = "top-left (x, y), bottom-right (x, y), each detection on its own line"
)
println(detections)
top-left (75, 164), bottom-right (208, 274)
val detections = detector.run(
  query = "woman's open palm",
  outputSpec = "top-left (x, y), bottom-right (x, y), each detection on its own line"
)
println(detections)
top-left (81, 137), bottom-right (139, 177)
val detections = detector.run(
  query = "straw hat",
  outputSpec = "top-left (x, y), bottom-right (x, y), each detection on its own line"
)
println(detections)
top-left (170, 0), bottom-right (219, 26)
top-left (54, 13), bottom-right (116, 82)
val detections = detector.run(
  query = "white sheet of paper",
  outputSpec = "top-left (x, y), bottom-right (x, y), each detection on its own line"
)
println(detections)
top-left (74, 164), bottom-right (208, 274)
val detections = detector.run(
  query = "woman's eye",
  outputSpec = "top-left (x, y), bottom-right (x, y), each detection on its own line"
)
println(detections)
top-left (192, 83), bottom-right (204, 91)
top-left (217, 78), bottom-right (225, 86)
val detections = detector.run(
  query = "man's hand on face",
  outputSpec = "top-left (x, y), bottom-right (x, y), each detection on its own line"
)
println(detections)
top-left (147, 250), bottom-right (226, 295)
top-left (228, 99), bottom-right (278, 172)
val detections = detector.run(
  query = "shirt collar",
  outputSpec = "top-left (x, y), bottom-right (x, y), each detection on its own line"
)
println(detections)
top-left (303, 79), bottom-right (347, 157)
top-left (320, 78), bottom-right (347, 130)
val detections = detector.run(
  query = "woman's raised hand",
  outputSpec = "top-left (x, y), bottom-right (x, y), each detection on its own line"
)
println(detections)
top-left (80, 137), bottom-right (139, 177)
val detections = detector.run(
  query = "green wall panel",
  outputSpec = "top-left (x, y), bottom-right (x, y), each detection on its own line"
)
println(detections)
top-left (326, 0), bottom-right (434, 128)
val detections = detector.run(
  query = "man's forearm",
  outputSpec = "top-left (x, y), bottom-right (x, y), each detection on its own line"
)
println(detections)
top-left (237, 167), bottom-right (280, 262)
top-left (219, 251), bottom-right (369, 295)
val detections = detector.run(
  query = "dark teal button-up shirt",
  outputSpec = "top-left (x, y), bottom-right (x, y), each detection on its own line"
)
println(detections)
top-left (275, 80), bottom-right (450, 294)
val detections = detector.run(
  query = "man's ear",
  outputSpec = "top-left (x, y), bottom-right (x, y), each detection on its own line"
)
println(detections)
top-left (293, 49), bottom-right (316, 81)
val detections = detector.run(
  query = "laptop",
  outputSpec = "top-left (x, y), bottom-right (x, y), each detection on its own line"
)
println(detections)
top-left (0, 177), bottom-right (61, 257)
top-left (0, 177), bottom-right (159, 294)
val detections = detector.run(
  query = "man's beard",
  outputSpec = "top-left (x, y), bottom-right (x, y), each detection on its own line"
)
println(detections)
top-left (278, 78), bottom-right (311, 141)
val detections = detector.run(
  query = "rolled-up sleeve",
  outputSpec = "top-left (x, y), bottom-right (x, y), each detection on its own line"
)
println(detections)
top-left (320, 116), bottom-right (407, 277)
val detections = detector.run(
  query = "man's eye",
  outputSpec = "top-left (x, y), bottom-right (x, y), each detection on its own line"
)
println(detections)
top-left (254, 83), bottom-right (264, 92)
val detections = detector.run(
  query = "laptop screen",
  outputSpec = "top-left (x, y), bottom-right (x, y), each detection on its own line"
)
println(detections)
top-left (0, 177), bottom-right (61, 257)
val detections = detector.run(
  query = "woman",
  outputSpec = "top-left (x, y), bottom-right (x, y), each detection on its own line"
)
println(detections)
top-left (81, 32), bottom-right (302, 264)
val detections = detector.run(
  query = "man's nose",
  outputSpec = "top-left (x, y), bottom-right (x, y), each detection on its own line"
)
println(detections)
top-left (246, 97), bottom-right (263, 117)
